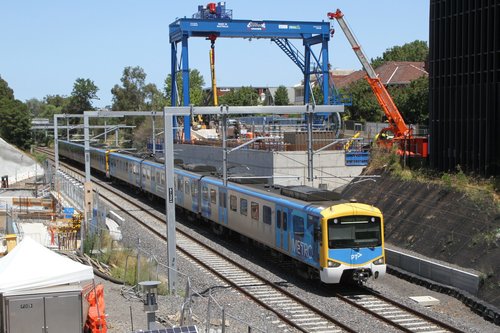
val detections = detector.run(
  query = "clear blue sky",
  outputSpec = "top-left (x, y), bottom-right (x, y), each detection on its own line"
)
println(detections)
top-left (0, 0), bottom-right (429, 108)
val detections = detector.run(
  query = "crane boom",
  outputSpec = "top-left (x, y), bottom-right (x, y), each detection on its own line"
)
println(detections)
top-left (328, 9), bottom-right (411, 138)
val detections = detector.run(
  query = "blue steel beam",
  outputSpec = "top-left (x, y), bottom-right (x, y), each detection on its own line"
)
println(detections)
top-left (169, 19), bottom-right (330, 43)
top-left (169, 17), bottom-right (333, 141)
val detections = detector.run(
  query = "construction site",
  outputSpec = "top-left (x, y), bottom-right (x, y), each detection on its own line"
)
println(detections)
top-left (0, 1), bottom-right (499, 333)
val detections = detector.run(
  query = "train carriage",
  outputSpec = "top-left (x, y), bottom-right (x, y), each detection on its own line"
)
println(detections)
top-left (108, 153), bottom-right (142, 189)
top-left (58, 140), bottom-right (386, 284)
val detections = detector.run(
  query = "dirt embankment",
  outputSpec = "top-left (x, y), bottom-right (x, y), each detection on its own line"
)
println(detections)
top-left (342, 172), bottom-right (500, 308)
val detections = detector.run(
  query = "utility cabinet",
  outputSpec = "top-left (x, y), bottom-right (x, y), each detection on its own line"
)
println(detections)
top-left (1, 285), bottom-right (83, 333)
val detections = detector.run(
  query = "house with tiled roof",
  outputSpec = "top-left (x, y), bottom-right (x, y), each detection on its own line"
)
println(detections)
top-left (331, 61), bottom-right (428, 89)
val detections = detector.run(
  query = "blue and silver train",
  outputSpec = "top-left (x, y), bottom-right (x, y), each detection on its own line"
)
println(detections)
top-left (58, 140), bottom-right (386, 284)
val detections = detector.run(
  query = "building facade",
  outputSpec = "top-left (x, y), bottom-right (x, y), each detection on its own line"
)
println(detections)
top-left (429, 0), bottom-right (499, 176)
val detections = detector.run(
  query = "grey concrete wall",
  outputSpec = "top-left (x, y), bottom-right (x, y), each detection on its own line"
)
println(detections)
top-left (174, 144), bottom-right (364, 190)
top-left (386, 248), bottom-right (480, 295)
top-left (272, 151), bottom-right (364, 190)
top-left (174, 144), bottom-right (273, 177)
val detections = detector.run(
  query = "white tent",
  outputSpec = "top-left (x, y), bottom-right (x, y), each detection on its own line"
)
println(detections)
top-left (0, 237), bottom-right (94, 293)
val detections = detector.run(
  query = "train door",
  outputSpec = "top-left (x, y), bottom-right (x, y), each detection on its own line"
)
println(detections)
top-left (218, 187), bottom-right (228, 225)
top-left (201, 184), bottom-right (211, 218)
top-left (275, 205), bottom-right (289, 252)
top-left (191, 180), bottom-right (200, 213)
top-left (133, 163), bottom-right (141, 188)
top-left (175, 175), bottom-right (184, 206)
top-left (307, 215), bottom-right (321, 264)
top-left (291, 211), bottom-right (315, 265)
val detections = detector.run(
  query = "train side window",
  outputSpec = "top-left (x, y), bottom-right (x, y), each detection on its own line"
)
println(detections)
top-left (161, 173), bottom-right (165, 185)
top-left (230, 195), bottom-right (237, 212)
top-left (293, 215), bottom-right (304, 236)
top-left (251, 202), bottom-right (259, 221)
top-left (184, 181), bottom-right (190, 195)
top-left (151, 171), bottom-right (155, 182)
top-left (307, 215), bottom-right (317, 230)
top-left (240, 199), bottom-right (248, 216)
top-left (202, 186), bottom-right (209, 201)
top-left (210, 189), bottom-right (217, 204)
top-left (263, 206), bottom-right (272, 225)
top-left (283, 213), bottom-right (288, 231)
top-left (277, 209), bottom-right (282, 228)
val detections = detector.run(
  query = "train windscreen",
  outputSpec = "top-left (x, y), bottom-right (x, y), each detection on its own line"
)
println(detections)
top-left (327, 216), bottom-right (382, 248)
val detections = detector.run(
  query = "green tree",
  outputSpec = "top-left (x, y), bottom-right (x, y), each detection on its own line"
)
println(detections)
top-left (399, 76), bottom-right (429, 124)
top-left (372, 40), bottom-right (428, 68)
top-left (164, 69), bottom-right (205, 106)
top-left (0, 99), bottom-right (31, 149)
top-left (44, 95), bottom-right (68, 108)
top-left (144, 83), bottom-right (167, 111)
top-left (111, 66), bottom-right (148, 111)
top-left (343, 80), bottom-right (382, 122)
top-left (64, 78), bottom-right (99, 114)
top-left (344, 76), bottom-right (429, 125)
top-left (0, 75), bottom-right (14, 100)
top-left (0, 76), bottom-right (31, 149)
top-left (219, 86), bottom-right (259, 106)
top-left (274, 85), bottom-right (290, 105)
top-left (311, 85), bottom-right (324, 105)
top-left (26, 97), bottom-right (65, 120)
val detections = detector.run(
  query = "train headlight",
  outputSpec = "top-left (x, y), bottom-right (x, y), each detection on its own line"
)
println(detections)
top-left (373, 257), bottom-right (385, 265)
top-left (327, 260), bottom-right (341, 268)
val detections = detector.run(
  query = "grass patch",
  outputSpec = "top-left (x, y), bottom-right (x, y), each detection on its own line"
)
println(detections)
top-left (365, 147), bottom-right (499, 211)
top-left (85, 232), bottom-right (171, 294)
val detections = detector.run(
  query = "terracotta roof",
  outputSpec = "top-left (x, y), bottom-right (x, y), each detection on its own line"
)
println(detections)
top-left (331, 61), bottom-right (428, 89)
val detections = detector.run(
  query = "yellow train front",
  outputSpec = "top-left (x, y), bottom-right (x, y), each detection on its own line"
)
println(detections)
top-left (318, 202), bottom-right (386, 284)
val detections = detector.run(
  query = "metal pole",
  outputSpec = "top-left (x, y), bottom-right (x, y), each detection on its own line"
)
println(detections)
top-left (222, 109), bottom-right (227, 187)
top-left (206, 289), bottom-right (212, 333)
top-left (182, 36), bottom-right (191, 142)
top-left (83, 114), bottom-right (92, 254)
top-left (322, 39), bottom-right (329, 105)
top-left (221, 307), bottom-right (226, 333)
top-left (152, 116), bottom-right (156, 155)
top-left (163, 108), bottom-right (177, 293)
top-left (304, 45), bottom-right (312, 104)
top-left (307, 107), bottom-right (314, 184)
top-left (53, 115), bottom-right (59, 174)
top-left (171, 42), bottom-right (178, 141)
top-left (115, 128), bottom-right (118, 147)
top-left (66, 117), bottom-right (69, 140)
top-left (104, 120), bottom-right (107, 144)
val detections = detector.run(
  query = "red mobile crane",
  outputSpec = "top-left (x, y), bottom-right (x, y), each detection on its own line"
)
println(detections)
top-left (328, 9), bottom-right (428, 158)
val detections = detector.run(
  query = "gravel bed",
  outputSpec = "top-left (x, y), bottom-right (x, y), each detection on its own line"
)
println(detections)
top-left (96, 187), bottom-right (499, 333)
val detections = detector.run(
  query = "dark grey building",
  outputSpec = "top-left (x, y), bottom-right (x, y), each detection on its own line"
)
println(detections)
top-left (429, 0), bottom-right (499, 176)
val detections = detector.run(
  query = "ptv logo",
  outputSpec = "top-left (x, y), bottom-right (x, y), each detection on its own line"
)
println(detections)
top-left (351, 252), bottom-right (362, 261)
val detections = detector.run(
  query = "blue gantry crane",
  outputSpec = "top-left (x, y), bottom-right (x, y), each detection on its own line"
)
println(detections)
top-left (169, 2), bottom-right (348, 141)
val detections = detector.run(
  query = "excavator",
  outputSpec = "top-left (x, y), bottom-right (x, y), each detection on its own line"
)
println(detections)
top-left (328, 9), bottom-right (428, 158)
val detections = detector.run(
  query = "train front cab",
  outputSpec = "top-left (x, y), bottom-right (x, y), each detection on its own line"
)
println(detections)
top-left (318, 203), bottom-right (387, 284)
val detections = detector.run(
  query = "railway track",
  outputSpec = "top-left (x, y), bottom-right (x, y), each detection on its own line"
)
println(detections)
top-left (39, 147), bottom-right (465, 333)
top-left (335, 289), bottom-right (461, 333)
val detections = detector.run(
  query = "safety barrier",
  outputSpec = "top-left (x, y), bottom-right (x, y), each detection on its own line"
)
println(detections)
top-left (345, 151), bottom-right (370, 166)
top-left (84, 284), bottom-right (107, 333)
top-left (385, 248), bottom-right (480, 295)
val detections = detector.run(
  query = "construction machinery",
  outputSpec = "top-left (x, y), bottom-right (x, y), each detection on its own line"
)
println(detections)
top-left (328, 9), bottom-right (428, 158)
